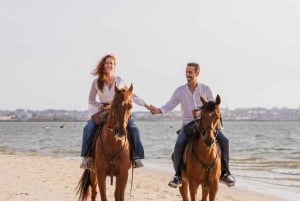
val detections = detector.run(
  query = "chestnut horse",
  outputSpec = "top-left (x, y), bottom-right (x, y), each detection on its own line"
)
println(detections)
top-left (179, 95), bottom-right (222, 201)
top-left (77, 84), bottom-right (133, 201)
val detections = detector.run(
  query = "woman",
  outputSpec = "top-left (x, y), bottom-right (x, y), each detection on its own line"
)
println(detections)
top-left (80, 54), bottom-right (150, 169)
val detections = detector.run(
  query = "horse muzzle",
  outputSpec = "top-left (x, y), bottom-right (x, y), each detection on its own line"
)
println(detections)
top-left (202, 127), bottom-right (217, 147)
top-left (204, 137), bottom-right (215, 147)
top-left (113, 126), bottom-right (127, 137)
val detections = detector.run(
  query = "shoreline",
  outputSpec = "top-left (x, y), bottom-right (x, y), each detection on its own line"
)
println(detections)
top-left (0, 154), bottom-right (289, 201)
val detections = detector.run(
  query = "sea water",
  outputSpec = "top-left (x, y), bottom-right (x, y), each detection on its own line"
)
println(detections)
top-left (0, 121), bottom-right (299, 200)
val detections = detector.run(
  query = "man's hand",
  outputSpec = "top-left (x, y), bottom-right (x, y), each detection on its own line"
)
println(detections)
top-left (192, 108), bottom-right (201, 119)
top-left (149, 105), bottom-right (161, 115)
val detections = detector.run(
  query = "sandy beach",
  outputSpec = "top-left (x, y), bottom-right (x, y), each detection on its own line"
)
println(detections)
top-left (0, 155), bottom-right (287, 201)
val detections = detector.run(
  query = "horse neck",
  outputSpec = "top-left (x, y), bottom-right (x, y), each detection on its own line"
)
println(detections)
top-left (194, 137), bottom-right (219, 160)
top-left (103, 111), bottom-right (126, 144)
top-left (106, 111), bottom-right (114, 131)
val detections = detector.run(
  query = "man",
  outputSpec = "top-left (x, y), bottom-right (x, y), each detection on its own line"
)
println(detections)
top-left (150, 62), bottom-right (235, 188)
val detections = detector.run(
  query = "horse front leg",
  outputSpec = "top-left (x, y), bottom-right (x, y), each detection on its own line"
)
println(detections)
top-left (115, 171), bottom-right (129, 201)
top-left (96, 173), bottom-right (107, 201)
top-left (208, 180), bottom-right (219, 201)
top-left (90, 172), bottom-right (98, 201)
top-left (188, 180), bottom-right (199, 201)
top-left (179, 179), bottom-right (189, 201)
top-left (201, 185), bottom-right (209, 201)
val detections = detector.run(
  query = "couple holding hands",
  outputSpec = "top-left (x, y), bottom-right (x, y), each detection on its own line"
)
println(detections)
top-left (80, 54), bottom-right (235, 188)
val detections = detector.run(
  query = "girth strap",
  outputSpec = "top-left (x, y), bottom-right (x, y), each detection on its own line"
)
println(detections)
top-left (191, 141), bottom-right (219, 187)
top-left (100, 131), bottom-right (128, 185)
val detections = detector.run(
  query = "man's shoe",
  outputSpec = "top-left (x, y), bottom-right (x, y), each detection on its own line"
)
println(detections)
top-left (168, 175), bottom-right (182, 188)
top-left (80, 157), bottom-right (91, 169)
top-left (220, 174), bottom-right (235, 187)
top-left (133, 159), bottom-right (144, 168)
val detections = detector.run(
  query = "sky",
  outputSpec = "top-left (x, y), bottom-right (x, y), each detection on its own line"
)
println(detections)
top-left (1, 0), bottom-right (300, 111)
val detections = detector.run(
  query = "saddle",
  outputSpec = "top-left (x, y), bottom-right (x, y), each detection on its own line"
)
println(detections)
top-left (86, 110), bottom-right (109, 158)
top-left (91, 109), bottom-right (110, 125)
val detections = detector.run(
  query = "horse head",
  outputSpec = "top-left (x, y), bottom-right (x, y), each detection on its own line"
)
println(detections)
top-left (199, 95), bottom-right (222, 147)
top-left (109, 84), bottom-right (133, 137)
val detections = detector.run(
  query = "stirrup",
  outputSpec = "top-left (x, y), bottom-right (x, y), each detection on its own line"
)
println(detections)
top-left (80, 157), bottom-right (92, 169)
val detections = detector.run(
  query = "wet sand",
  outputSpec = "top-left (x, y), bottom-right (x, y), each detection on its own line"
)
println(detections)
top-left (0, 155), bottom-right (286, 201)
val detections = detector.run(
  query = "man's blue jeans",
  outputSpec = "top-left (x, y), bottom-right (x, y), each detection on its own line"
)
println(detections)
top-left (80, 118), bottom-right (145, 159)
top-left (173, 126), bottom-right (230, 176)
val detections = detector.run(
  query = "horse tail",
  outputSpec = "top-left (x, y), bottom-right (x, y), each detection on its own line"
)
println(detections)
top-left (76, 169), bottom-right (91, 201)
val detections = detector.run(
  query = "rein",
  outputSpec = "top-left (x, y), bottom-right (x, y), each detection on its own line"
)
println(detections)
top-left (191, 103), bottom-right (221, 187)
top-left (100, 111), bottom-right (129, 185)
top-left (106, 112), bottom-right (128, 136)
top-left (191, 140), bottom-right (219, 187)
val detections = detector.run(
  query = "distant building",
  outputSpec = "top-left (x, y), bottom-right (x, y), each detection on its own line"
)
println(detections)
top-left (15, 109), bottom-right (33, 121)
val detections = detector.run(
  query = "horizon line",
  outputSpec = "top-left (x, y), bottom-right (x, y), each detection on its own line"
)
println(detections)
top-left (1, 106), bottom-right (300, 112)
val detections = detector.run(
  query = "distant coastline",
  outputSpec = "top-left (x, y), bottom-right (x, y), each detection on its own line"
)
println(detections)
top-left (1, 107), bottom-right (300, 121)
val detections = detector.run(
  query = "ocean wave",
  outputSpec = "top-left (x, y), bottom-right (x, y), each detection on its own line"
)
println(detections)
top-left (272, 168), bottom-right (300, 176)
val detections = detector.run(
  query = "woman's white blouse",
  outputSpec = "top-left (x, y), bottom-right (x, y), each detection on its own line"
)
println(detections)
top-left (88, 76), bottom-right (146, 117)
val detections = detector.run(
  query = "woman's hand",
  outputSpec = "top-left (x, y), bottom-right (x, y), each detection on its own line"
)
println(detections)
top-left (100, 101), bottom-right (112, 110)
top-left (149, 105), bottom-right (161, 114)
top-left (144, 104), bottom-right (151, 110)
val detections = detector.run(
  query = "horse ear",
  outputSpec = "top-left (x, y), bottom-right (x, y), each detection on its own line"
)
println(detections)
top-left (200, 96), bottom-right (207, 105)
top-left (216, 94), bottom-right (221, 105)
top-left (128, 83), bottom-right (133, 93)
top-left (114, 83), bottom-right (120, 92)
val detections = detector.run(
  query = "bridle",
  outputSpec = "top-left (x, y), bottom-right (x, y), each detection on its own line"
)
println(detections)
top-left (106, 100), bottom-right (132, 137)
top-left (100, 99), bottom-right (132, 185)
top-left (106, 112), bottom-right (129, 137)
top-left (198, 105), bottom-right (222, 147)
top-left (191, 104), bottom-right (222, 187)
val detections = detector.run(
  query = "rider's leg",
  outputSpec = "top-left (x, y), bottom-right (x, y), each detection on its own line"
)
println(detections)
top-left (169, 127), bottom-right (188, 188)
top-left (127, 118), bottom-right (144, 168)
top-left (80, 119), bottom-right (97, 168)
top-left (216, 130), bottom-right (235, 186)
top-left (216, 131), bottom-right (230, 174)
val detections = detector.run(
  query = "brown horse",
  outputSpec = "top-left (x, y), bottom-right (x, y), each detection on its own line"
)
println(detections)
top-left (179, 95), bottom-right (222, 201)
top-left (77, 84), bottom-right (133, 201)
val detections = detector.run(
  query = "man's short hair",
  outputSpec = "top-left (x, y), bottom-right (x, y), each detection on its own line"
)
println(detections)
top-left (187, 62), bottom-right (200, 72)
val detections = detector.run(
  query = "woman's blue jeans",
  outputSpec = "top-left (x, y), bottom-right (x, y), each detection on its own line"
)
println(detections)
top-left (127, 118), bottom-right (145, 159)
top-left (80, 118), bottom-right (145, 159)
top-left (81, 119), bottom-right (97, 157)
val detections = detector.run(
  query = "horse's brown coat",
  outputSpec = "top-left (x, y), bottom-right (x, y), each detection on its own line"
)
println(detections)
top-left (77, 84), bottom-right (133, 201)
top-left (179, 95), bottom-right (222, 201)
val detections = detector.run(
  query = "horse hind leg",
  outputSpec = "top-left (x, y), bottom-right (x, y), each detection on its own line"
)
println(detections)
top-left (90, 172), bottom-right (98, 201)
